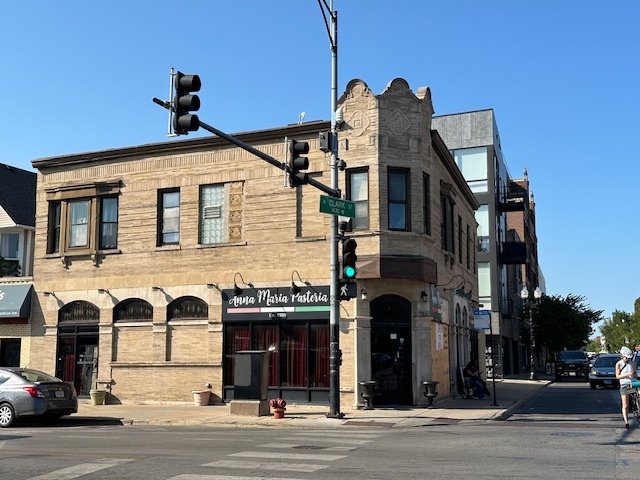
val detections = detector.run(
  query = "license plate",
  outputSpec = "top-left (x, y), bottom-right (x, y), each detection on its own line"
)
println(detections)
top-left (569, 372), bottom-right (576, 376)
top-left (54, 390), bottom-right (65, 398)
top-left (604, 380), bottom-right (612, 384)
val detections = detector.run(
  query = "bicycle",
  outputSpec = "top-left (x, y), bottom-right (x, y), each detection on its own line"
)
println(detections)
top-left (630, 383), bottom-right (640, 425)
top-left (373, 372), bottom-right (389, 395)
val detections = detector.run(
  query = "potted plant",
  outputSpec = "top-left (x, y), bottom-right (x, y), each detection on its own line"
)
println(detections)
top-left (269, 398), bottom-right (287, 419)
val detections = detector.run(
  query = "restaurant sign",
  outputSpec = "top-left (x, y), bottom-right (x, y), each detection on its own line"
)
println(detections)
top-left (222, 286), bottom-right (330, 322)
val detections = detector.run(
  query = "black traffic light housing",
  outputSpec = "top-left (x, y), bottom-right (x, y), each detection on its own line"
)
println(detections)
top-left (289, 139), bottom-right (310, 187)
top-left (342, 238), bottom-right (357, 280)
top-left (173, 72), bottom-right (201, 135)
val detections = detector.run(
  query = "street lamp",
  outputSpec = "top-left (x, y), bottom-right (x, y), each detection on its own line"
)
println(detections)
top-left (520, 286), bottom-right (543, 380)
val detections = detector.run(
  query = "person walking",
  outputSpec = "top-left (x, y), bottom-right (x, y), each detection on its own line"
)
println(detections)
top-left (616, 346), bottom-right (637, 429)
top-left (632, 345), bottom-right (640, 367)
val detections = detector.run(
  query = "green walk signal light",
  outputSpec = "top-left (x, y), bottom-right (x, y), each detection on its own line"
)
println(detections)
top-left (342, 238), bottom-right (358, 280)
top-left (288, 139), bottom-right (310, 187)
top-left (173, 72), bottom-right (201, 135)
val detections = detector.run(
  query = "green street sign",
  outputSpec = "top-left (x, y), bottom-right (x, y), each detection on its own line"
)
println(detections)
top-left (319, 195), bottom-right (355, 218)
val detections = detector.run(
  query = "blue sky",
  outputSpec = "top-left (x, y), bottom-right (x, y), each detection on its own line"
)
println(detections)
top-left (2, 1), bottom-right (638, 327)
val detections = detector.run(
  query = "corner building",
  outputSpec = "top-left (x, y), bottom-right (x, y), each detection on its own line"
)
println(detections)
top-left (29, 78), bottom-right (479, 408)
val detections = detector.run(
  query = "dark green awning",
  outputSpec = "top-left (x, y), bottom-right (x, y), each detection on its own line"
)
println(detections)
top-left (0, 284), bottom-right (33, 318)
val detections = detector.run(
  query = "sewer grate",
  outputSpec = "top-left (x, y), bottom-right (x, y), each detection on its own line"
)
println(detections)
top-left (293, 445), bottom-right (325, 450)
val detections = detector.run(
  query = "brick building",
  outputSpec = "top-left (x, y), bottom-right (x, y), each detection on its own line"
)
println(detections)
top-left (28, 78), bottom-right (479, 408)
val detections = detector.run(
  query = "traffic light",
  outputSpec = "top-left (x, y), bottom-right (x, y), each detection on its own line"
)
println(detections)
top-left (288, 139), bottom-right (310, 187)
top-left (173, 72), bottom-right (201, 135)
top-left (342, 238), bottom-right (357, 280)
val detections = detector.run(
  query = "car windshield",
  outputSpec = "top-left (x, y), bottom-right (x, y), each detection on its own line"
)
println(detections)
top-left (16, 369), bottom-right (61, 383)
top-left (595, 356), bottom-right (618, 368)
top-left (560, 351), bottom-right (587, 360)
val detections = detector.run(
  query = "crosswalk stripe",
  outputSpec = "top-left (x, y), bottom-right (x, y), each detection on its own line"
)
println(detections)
top-left (261, 443), bottom-right (358, 451)
top-left (169, 475), bottom-right (306, 480)
top-left (202, 460), bottom-right (329, 472)
top-left (229, 451), bottom-right (346, 461)
top-left (281, 435), bottom-right (374, 444)
top-left (292, 431), bottom-right (383, 438)
top-left (31, 458), bottom-right (134, 480)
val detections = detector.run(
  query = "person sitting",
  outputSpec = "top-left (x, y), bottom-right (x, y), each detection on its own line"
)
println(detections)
top-left (464, 361), bottom-right (490, 399)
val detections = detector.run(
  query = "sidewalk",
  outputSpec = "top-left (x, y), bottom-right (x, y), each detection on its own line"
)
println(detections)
top-left (73, 375), bottom-right (550, 429)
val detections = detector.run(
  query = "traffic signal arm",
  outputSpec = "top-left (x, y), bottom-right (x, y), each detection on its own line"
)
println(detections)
top-left (152, 97), bottom-right (339, 197)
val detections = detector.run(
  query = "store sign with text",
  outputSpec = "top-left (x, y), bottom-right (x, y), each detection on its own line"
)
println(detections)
top-left (222, 286), bottom-right (330, 322)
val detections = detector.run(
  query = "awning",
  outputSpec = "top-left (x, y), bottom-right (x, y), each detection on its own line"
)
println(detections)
top-left (0, 284), bottom-right (33, 319)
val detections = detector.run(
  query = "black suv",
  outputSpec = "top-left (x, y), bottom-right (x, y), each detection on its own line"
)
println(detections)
top-left (555, 350), bottom-right (590, 381)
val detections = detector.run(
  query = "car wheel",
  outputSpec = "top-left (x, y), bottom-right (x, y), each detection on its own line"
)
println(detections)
top-left (590, 382), bottom-right (596, 389)
top-left (0, 403), bottom-right (15, 428)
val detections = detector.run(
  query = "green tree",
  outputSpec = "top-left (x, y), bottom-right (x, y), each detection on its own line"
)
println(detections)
top-left (0, 256), bottom-right (20, 277)
top-left (533, 293), bottom-right (603, 353)
top-left (600, 309), bottom-right (640, 352)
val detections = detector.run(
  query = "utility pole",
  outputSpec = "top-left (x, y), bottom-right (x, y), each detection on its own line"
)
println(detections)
top-left (318, 0), bottom-right (343, 419)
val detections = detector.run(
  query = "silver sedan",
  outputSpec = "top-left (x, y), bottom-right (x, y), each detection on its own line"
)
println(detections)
top-left (0, 367), bottom-right (77, 428)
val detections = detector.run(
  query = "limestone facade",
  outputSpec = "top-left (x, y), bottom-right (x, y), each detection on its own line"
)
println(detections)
top-left (28, 77), bottom-right (480, 408)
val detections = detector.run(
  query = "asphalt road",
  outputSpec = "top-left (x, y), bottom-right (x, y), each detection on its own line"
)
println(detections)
top-left (1, 380), bottom-right (638, 480)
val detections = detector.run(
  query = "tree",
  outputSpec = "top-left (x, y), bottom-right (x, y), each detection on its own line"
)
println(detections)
top-left (600, 308), bottom-right (640, 352)
top-left (0, 256), bottom-right (20, 277)
top-left (533, 293), bottom-right (603, 353)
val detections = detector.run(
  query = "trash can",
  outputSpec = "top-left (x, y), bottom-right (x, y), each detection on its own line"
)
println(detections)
top-left (234, 350), bottom-right (268, 400)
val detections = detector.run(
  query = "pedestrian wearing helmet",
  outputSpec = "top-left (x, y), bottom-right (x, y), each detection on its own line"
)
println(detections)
top-left (616, 346), bottom-right (637, 429)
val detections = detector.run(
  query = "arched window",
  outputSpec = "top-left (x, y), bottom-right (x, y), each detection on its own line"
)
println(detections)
top-left (59, 301), bottom-right (100, 324)
top-left (462, 306), bottom-right (468, 329)
top-left (168, 296), bottom-right (208, 320)
top-left (114, 298), bottom-right (153, 322)
top-left (455, 304), bottom-right (461, 326)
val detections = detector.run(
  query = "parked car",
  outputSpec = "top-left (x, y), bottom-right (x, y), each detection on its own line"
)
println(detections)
top-left (0, 367), bottom-right (77, 428)
top-left (554, 350), bottom-right (590, 381)
top-left (589, 353), bottom-right (620, 389)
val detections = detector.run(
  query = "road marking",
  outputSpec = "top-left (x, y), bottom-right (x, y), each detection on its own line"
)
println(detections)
top-left (229, 451), bottom-right (346, 461)
top-left (170, 475), bottom-right (306, 480)
top-left (31, 458), bottom-right (134, 480)
top-left (281, 435), bottom-right (374, 444)
top-left (202, 460), bottom-right (328, 472)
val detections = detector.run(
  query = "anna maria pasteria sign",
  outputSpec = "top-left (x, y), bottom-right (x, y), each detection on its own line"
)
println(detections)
top-left (222, 285), bottom-right (330, 322)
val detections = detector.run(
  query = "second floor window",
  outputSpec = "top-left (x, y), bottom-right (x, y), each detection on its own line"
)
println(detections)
top-left (159, 189), bottom-right (180, 246)
top-left (388, 168), bottom-right (409, 231)
top-left (69, 200), bottom-right (90, 247)
top-left (45, 181), bottom-right (121, 257)
top-left (440, 183), bottom-right (455, 252)
top-left (423, 173), bottom-right (431, 235)
top-left (347, 169), bottom-right (369, 230)
top-left (0, 233), bottom-right (19, 259)
top-left (99, 197), bottom-right (118, 250)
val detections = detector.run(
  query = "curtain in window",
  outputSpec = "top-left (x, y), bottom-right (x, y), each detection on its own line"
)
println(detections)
top-left (69, 201), bottom-right (89, 247)
top-left (254, 325), bottom-right (279, 386)
top-left (310, 324), bottom-right (329, 387)
top-left (282, 325), bottom-right (307, 387)
top-left (224, 326), bottom-right (250, 386)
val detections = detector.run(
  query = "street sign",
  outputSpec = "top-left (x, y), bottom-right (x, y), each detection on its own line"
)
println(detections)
top-left (320, 195), bottom-right (355, 218)
top-left (473, 309), bottom-right (491, 330)
top-left (339, 281), bottom-right (357, 300)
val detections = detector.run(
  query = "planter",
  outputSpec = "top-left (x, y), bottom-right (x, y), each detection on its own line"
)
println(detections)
top-left (89, 389), bottom-right (107, 406)
top-left (192, 390), bottom-right (211, 406)
top-left (273, 408), bottom-right (285, 419)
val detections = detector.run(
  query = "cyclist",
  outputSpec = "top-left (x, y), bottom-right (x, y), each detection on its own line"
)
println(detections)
top-left (616, 346), bottom-right (637, 430)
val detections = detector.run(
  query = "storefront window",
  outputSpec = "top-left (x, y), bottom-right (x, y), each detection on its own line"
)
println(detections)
top-left (223, 321), bottom-right (329, 398)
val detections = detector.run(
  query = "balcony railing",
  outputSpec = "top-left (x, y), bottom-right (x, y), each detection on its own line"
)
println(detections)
top-left (499, 241), bottom-right (527, 265)
top-left (498, 184), bottom-right (526, 212)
